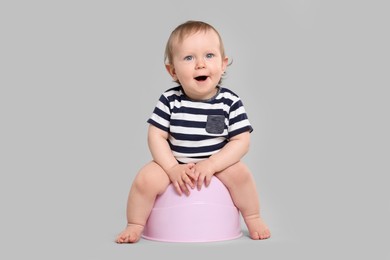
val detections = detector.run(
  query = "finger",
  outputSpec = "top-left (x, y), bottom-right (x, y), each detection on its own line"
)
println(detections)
top-left (179, 181), bottom-right (190, 196)
top-left (197, 175), bottom-right (205, 190)
top-left (184, 175), bottom-right (195, 189)
top-left (194, 170), bottom-right (200, 181)
top-left (187, 162), bottom-right (195, 169)
top-left (188, 164), bottom-right (196, 175)
top-left (185, 168), bottom-right (197, 181)
top-left (205, 175), bottom-right (212, 187)
top-left (173, 181), bottom-right (182, 196)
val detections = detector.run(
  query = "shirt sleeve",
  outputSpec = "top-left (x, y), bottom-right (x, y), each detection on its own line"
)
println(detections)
top-left (147, 94), bottom-right (171, 132)
top-left (227, 99), bottom-right (253, 138)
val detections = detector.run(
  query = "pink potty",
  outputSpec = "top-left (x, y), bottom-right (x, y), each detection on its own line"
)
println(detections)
top-left (142, 176), bottom-right (242, 242)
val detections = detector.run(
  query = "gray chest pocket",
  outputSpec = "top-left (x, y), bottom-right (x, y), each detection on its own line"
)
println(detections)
top-left (205, 115), bottom-right (225, 134)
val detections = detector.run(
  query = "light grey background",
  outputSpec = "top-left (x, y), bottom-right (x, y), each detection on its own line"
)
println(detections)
top-left (1, 0), bottom-right (389, 259)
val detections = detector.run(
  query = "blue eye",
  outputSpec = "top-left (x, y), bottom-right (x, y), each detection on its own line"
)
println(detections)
top-left (206, 53), bottom-right (215, 59)
top-left (184, 56), bottom-right (193, 61)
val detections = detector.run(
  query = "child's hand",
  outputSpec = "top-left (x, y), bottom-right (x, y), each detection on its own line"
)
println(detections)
top-left (194, 160), bottom-right (216, 190)
top-left (166, 163), bottom-right (196, 196)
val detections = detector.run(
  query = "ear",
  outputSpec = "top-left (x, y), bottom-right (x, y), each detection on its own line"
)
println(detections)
top-left (165, 64), bottom-right (177, 81)
top-left (222, 56), bottom-right (229, 72)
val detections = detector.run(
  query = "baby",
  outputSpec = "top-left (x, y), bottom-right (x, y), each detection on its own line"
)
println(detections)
top-left (116, 20), bottom-right (271, 243)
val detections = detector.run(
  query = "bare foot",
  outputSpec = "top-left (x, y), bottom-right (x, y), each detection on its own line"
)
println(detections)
top-left (243, 214), bottom-right (271, 240)
top-left (115, 224), bottom-right (144, 243)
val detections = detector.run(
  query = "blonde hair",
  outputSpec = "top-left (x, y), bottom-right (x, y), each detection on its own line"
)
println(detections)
top-left (164, 20), bottom-right (226, 65)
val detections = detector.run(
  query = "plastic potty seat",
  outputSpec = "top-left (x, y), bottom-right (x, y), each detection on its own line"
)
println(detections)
top-left (142, 176), bottom-right (242, 242)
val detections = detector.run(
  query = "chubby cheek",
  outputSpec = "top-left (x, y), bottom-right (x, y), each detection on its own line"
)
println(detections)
top-left (177, 68), bottom-right (194, 80)
top-left (210, 63), bottom-right (223, 74)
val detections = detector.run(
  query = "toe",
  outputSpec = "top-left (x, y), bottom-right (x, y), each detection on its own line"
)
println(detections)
top-left (250, 231), bottom-right (260, 240)
top-left (260, 230), bottom-right (271, 240)
top-left (125, 232), bottom-right (140, 243)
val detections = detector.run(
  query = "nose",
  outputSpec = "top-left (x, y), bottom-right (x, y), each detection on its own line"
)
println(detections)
top-left (195, 59), bottom-right (205, 69)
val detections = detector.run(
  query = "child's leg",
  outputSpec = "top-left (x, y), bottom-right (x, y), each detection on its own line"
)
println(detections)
top-left (116, 161), bottom-right (170, 243)
top-left (215, 162), bottom-right (271, 240)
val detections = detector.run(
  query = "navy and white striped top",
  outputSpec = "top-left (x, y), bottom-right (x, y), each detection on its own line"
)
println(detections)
top-left (147, 86), bottom-right (253, 163)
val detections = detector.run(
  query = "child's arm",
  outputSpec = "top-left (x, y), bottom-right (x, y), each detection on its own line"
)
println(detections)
top-left (148, 124), bottom-right (178, 171)
top-left (148, 124), bottom-right (196, 195)
top-left (194, 131), bottom-right (250, 188)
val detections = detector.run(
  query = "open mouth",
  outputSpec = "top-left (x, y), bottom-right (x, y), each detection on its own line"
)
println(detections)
top-left (194, 75), bottom-right (208, 81)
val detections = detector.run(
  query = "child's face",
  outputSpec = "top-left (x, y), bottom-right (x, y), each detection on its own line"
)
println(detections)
top-left (166, 30), bottom-right (228, 100)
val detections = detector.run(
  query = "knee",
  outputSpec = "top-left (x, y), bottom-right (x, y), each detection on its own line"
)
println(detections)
top-left (132, 162), bottom-right (169, 194)
top-left (133, 171), bottom-right (151, 191)
top-left (218, 162), bottom-right (253, 189)
top-left (232, 163), bottom-right (253, 186)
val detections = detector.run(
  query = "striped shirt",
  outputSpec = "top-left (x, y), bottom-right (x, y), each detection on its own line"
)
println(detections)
top-left (147, 86), bottom-right (253, 163)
